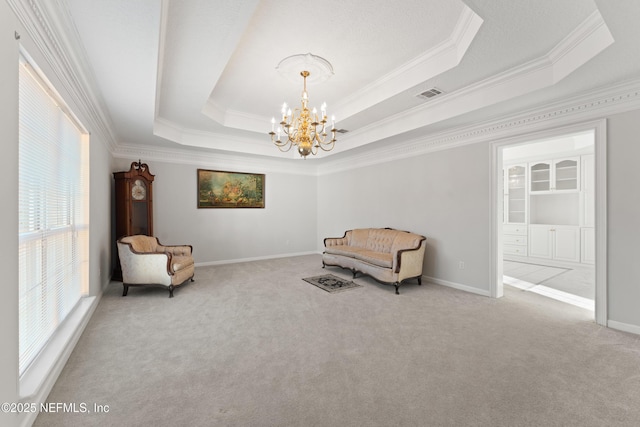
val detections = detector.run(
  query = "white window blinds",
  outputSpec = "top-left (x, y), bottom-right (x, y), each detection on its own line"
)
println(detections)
top-left (18, 56), bottom-right (90, 376)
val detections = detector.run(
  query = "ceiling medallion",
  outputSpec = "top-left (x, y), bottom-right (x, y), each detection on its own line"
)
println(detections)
top-left (275, 53), bottom-right (334, 85)
top-left (269, 54), bottom-right (337, 159)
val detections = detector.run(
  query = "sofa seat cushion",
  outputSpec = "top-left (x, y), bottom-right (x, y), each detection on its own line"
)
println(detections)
top-left (324, 245), bottom-right (393, 269)
top-left (357, 250), bottom-right (393, 269)
top-left (324, 245), bottom-right (364, 259)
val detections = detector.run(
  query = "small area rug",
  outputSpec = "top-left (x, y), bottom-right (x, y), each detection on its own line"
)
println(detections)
top-left (303, 274), bottom-right (362, 293)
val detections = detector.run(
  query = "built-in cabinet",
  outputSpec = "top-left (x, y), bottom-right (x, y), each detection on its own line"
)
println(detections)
top-left (504, 164), bottom-right (527, 224)
top-left (529, 157), bottom-right (579, 193)
top-left (503, 153), bottom-right (593, 265)
top-left (503, 164), bottom-right (528, 256)
top-left (528, 225), bottom-right (580, 262)
top-left (503, 224), bottom-right (527, 256)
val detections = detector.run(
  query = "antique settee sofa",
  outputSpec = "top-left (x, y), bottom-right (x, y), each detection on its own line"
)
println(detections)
top-left (322, 228), bottom-right (426, 294)
top-left (117, 235), bottom-right (195, 298)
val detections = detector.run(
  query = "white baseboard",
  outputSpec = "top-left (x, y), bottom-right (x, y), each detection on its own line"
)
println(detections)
top-left (196, 251), bottom-right (321, 267)
top-left (423, 275), bottom-right (491, 297)
top-left (607, 320), bottom-right (640, 336)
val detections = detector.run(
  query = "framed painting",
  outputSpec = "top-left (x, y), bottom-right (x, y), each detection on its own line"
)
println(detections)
top-left (197, 169), bottom-right (265, 208)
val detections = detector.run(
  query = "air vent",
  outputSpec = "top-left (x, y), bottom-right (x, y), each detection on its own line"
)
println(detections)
top-left (416, 87), bottom-right (444, 100)
top-left (335, 129), bottom-right (349, 134)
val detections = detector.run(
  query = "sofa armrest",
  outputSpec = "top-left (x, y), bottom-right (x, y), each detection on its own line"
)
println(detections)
top-left (394, 238), bottom-right (426, 281)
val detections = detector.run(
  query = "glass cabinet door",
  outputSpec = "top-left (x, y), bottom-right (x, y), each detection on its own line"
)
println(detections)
top-left (530, 162), bottom-right (551, 192)
top-left (507, 165), bottom-right (526, 223)
top-left (553, 159), bottom-right (578, 191)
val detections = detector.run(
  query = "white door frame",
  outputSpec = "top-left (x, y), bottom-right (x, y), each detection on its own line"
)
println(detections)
top-left (490, 119), bottom-right (607, 325)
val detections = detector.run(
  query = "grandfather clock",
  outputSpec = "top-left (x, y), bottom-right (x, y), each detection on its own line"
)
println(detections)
top-left (113, 160), bottom-right (154, 280)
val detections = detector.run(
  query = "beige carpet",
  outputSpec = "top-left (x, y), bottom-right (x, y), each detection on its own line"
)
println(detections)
top-left (35, 254), bottom-right (640, 426)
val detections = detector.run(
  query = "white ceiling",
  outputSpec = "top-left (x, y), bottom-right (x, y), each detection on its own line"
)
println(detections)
top-left (64, 0), bottom-right (640, 161)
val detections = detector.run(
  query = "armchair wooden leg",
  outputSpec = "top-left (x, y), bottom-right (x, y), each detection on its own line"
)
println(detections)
top-left (168, 285), bottom-right (174, 298)
top-left (418, 277), bottom-right (422, 285)
top-left (394, 283), bottom-right (400, 295)
top-left (122, 284), bottom-right (128, 297)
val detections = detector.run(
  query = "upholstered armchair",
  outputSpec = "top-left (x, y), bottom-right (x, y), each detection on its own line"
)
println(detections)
top-left (117, 235), bottom-right (195, 298)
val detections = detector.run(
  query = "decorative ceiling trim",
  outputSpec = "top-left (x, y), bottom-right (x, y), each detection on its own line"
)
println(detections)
top-left (330, 5), bottom-right (483, 122)
top-left (316, 77), bottom-right (640, 175)
top-left (161, 8), bottom-right (612, 159)
top-left (547, 9), bottom-right (615, 82)
top-left (159, 0), bottom-right (260, 134)
top-left (112, 143), bottom-right (319, 176)
top-left (198, 4), bottom-right (483, 135)
top-left (153, 117), bottom-right (286, 158)
top-left (326, 9), bottom-right (614, 157)
top-left (120, 77), bottom-right (640, 177)
top-left (199, 102), bottom-right (269, 134)
top-left (7, 0), bottom-right (118, 151)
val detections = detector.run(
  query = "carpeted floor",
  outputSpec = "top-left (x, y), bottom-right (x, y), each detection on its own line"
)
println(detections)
top-left (35, 254), bottom-right (640, 426)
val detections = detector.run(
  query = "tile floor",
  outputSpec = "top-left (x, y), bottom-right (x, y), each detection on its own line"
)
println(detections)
top-left (503, 259), bottom-right (595, 310)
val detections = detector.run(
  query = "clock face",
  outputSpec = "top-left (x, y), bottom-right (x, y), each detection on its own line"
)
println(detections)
top-left (131, 179), bottom-right (146, 200)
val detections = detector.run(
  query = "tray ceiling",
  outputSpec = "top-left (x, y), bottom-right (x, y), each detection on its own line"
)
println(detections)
top-left (62, 0), bottom-right (640, 161)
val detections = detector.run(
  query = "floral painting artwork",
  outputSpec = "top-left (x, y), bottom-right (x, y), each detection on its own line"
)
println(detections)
top-left (197, 169), bottom-right (265, 208)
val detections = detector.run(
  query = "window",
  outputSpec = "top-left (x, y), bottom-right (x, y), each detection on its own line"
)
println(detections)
top-left (18, 54), bottom-right (89, 376)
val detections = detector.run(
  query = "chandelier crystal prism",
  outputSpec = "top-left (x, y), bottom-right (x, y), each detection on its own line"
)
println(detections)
top-left (269, 70), bottom-right (337, 159)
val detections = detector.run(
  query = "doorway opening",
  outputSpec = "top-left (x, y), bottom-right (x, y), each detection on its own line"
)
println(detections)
top-left (492, 120), bottom-right (607, 325)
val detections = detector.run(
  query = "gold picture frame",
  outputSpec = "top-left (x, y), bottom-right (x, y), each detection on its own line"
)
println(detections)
top-left (197, 169), bottom-right (265, 208)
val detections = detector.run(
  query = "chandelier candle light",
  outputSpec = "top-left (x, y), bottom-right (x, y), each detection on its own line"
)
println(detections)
top-left (269, 70), bottom-right (337, 158)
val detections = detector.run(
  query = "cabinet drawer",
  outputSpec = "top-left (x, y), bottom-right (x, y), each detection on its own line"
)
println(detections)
top-left (503, 224), bottom-right (527, 235)
top-left (504, 244), bottom-right (528, 256)
top-left (503, 234), bottom-right (527, 245)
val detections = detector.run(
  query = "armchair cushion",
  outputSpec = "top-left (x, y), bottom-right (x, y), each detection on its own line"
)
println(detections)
top-left (117, 235), bottom-right (195, 298)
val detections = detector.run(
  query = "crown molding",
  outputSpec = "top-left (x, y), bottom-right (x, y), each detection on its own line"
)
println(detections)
top-left (200, 4), bottom-right (483, 133)
top-left (7, 0), bottom-right (118, 152)
top-left (317, 77), bottom-right (640, 175)
top-left (331, 5), bottom-right (483, 122)
top-left (153, 116), bottom-right (286, 158)
top-left (113, 142), bottom-right (319, 176)
top-left (123, 76), bottom-right (640, 177)
top-left (327, 9), bottom-right (614, 158)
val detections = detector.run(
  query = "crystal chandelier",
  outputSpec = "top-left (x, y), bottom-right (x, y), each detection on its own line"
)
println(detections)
top-left (269, 70), bottom-right (337, 159)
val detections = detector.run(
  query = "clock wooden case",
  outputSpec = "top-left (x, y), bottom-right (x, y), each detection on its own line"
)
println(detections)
top-left (113, 160), bottom-right (154, 280)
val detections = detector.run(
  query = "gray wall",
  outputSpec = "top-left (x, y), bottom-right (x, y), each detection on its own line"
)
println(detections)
top-left (0, 6), bottom-right (20, 426)
top-left (317, 142), bottom-right (492, 293)
top-left (607, 109), bottom-right (640, 328)
top-left (318, 110), bottom-right (640, 328)
top-left (112, 158), bottom-right (318, 265)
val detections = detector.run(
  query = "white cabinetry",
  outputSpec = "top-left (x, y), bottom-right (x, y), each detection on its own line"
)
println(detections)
top-left (529, 225), bottom-right (580, 262)
top-left (530, 157), bottom-right (579, 193)
top-left (503, 151), bottom-right (593, 265)
top-left (503, 224), bottom-right (527, 257)
top-left (504, 164), bottom-right (527, 224)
